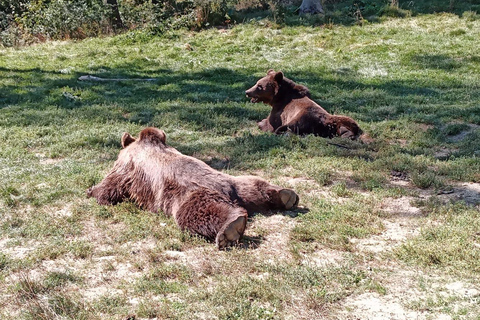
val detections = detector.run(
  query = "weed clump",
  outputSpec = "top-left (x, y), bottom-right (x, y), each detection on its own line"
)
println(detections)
top-left (462, 10), bottom-right (480, 21)
top-left (379, 5), bottom-right (411, 18)
top-left (0, 186), bottom-right (21, 207)
top-left (411, 170), bottom-right (445, 190)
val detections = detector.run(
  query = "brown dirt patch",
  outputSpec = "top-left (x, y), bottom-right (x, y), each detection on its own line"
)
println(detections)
top-left (437, 182), bottom-right (480, 206)
top-left (447, 124), bottom-right (480, 143)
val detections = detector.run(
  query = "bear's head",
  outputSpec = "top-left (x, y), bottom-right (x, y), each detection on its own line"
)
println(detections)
top-left (121, 127), bottom-right (166, 149)
top-left (245, 69), bottom-right (284, 104)
top-left (86, 127), bottom-right (167, 207)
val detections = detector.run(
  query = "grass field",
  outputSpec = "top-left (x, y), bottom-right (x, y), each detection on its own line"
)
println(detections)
top-left (1, 12), bottom-right (480, 320)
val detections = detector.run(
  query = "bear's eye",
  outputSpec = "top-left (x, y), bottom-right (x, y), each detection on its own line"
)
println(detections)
top-left (257, 85), bottom-right (263, 90)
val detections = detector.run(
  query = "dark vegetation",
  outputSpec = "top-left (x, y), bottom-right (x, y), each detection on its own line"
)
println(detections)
top-left (2, 0), bottom-right (480, 47)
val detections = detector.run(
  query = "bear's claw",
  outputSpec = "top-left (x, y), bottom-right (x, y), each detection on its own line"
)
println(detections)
top-left (279, 189), bottom-right (299, 210)
top-left (216, 216), bottom-right (247, 250)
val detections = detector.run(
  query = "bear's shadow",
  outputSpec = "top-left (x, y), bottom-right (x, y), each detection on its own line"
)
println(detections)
top-left (236, 206), bottom-right (310, 250)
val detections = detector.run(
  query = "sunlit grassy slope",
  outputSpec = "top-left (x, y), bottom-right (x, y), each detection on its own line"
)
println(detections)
top-left (1, 13), bottom-right (479, 319)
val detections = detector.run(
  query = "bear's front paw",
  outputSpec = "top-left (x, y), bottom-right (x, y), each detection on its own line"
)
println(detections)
top-left (216, 216), bottom-right (247, 250)
top-left (338, 126), bottom-right (356, 139)
top-left (279, 189), bottom-right (299, 210)
top-left (86, 187), bottom-right (94, 198)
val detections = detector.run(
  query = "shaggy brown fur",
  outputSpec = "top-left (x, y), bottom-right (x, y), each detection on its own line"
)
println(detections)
top-left (87, 127), bottom-right (299, 249)
top-left (246, 70), bottom-right (362, 139)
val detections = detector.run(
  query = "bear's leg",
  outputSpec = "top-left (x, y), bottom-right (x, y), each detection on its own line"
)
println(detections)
top-left (216, 213), bottom-right (247, 249)
top-left (265, 187), bottom-right (299, 210)
top-left (258, 118), bottom-right (274, 132)
top-left (174, 189), bottom-right (248, 249)
top-left (233, 177), bottom-right (299, 213)
top-left (279, 189), bottom-right (299, 210)
top-left (274, 124), bottom-right (299, 135)
top-left (87, 175), bottom-right (130, 206)
top-left (87, 161), bottom-right (136, 206)
top-left (338, 125), bottom-right (355, 139)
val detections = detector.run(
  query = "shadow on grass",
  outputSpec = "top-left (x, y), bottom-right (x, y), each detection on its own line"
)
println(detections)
top-left (448, 183), bottom-right (480, 206)
top-left (2, 62), bottom-right (480, 163)
top-left (239, 235), bottom-right (265, 250)
top-left (2, 62), bottom-right (478, 119)
top-left (234, 206), bottom-right (309, 250)
top-left (0, 66), bottom-right (253, 107)
top-left (411, 54), bottom-right (463, 70)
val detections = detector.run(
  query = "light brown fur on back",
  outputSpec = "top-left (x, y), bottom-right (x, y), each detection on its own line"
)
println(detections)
top-left (87, 127), bottom-right (299, 249)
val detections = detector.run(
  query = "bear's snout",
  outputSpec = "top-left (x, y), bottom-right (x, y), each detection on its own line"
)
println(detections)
top-left (245, 87), bottom-right (254, 97)
top-left (245, 87), bottom-right (260, 103)
top-left (86, 187), bottom-right (93, 198)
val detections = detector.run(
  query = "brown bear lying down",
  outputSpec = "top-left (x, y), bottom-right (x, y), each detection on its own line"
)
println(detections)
top-left (87, 127), bottom-right (299, 249)
top-left (246, 70), bottom-right (362, 139)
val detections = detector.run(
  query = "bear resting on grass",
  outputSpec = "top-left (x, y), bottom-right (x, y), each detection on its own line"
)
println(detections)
top-left (246, 70), bottom-right (362, 139)
top-left (87, 127), bottom-right (299, 249)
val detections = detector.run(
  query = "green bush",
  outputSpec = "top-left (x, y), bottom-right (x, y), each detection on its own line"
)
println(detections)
top-left (21, 0), bottom-right (110, 40)
top-left (462, 10), bottom-right (480, 21)
top-left (2, 0), bottom-right (479, 47)
top-left (194, 0), bottom-right (231, 27)
top-left (379, 4), bottom-right (411, 18)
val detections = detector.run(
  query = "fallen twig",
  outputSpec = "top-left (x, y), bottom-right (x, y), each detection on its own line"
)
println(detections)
top-left (78, 75), bottom-right (157, 82)
top-left (326, 142), bottom-right (350, 149)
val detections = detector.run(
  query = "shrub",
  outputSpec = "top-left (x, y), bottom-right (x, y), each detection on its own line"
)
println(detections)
top-left (411, 170), bottom-right (445, 189)
top-left (379, 4), bottom-right (411, 18)
top-left (20, 0), bottom-right (110, 40)
top-left (194, 0), bottom-right (231, 27)
top-left (462, 10), bottom-right (480, 21)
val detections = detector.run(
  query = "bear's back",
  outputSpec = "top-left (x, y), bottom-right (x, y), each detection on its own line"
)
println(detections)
top-left (129, 144), bottom-right (235, 197)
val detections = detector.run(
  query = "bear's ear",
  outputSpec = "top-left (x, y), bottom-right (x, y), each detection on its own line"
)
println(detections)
top-left (274, 71), bottom-right (284, 83)
top-left (139, 127), bottom-right (166, 146)
top-left (121, 132), bottom-right (136, 148)
top-left (267, 69), bottom-right (276, 75)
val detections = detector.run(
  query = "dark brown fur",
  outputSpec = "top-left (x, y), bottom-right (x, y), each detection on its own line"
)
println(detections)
top-left (87, 127), bottom-right (299, 249)
top-left (246, 70), bottom-right (362, 139)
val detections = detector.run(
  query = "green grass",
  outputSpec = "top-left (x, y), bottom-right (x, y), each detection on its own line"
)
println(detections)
top-left (395, 201), bottom-right (480, 274)
top-left (1, 13), bottom-right (480, 319)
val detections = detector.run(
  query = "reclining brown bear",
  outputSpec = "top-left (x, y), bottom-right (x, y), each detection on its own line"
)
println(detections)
top-left (87, 127), bottom-right (299, 249)
top-left (246, 70), bottom-right (362, 139)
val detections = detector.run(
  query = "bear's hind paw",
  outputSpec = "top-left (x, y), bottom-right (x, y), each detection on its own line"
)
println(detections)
top-left (216, 216), bottom-right (247, 250)
top-left (279, 189), bottom-right (299, 210)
